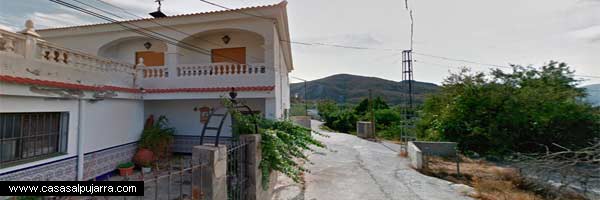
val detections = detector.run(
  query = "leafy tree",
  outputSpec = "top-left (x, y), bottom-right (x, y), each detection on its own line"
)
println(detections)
top-left (418, 61), bottom-right (600, 156)
top-left (374, 109), bottom-right (401, 128)
top-left (355, 96), bottom-right (389, 115)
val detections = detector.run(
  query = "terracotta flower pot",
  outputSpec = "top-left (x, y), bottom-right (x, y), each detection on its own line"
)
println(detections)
top-left (134, 148), bottom-right (155, 166)
top-left (118, 166), bottom-right (134, 176)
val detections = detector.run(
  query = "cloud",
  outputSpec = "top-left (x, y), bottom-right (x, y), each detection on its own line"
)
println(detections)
top-left (0, 16), bottom-right (17, 31)
top-left (299, 33), bottom-right (385, 47)
top-left (0, 23), bottom-right (15, 32)
top-left (29, 12), bottom-right (95, 28)
top-left (569, 25), bottom-right (600, 42)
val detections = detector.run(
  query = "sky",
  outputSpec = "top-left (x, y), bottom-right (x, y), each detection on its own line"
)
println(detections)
top-left (1, 0), bottom-right (599, 86)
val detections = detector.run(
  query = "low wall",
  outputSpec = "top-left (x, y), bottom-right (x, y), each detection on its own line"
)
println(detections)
top-left (0, 142), bottom-right (136, 181)
top-left (407, 142), bottom-right (423, 169)
top-left (356, 121), bottom-right (373, 138)
top-left (193, 134), bottom-right (277, 200)
top-left (240, 134), bottom-right (277, 200)
top-left (412, 141), bottom-right (457, 157)
top-left (408, 141), bottom-right (457, 169)
top-left (290, 116), bottom-right (311, 129)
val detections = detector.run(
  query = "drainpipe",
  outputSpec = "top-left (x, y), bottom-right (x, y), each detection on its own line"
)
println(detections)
top-left (76, 98), bottom-right (85, 180)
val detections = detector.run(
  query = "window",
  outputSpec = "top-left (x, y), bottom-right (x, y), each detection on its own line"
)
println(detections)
top-left (0, 112), bottom-right (68, 167)
top-left (135, 51), bottom-right (165, 67)
top-left (211, 47), bottom-right (246, 64)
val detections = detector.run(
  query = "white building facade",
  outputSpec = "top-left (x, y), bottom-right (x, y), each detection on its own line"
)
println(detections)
top-left (0, 2), bottom-right (292, 181)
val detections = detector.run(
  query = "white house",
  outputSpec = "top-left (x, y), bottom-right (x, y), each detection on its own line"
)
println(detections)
top-left (0, 1), bottom-right (292, 181)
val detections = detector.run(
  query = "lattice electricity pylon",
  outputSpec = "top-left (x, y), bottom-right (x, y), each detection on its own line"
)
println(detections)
top-left (400, 50), bottom-right (417, 153)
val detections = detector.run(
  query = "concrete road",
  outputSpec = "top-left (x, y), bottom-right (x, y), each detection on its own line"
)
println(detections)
top-left (272, 120), bottom-right (473, 200)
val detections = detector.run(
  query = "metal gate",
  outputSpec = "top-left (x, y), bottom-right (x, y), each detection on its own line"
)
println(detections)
top-left (226, 141), bottom-right (250, 200)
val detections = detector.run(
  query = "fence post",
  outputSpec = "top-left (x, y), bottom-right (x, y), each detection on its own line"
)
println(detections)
top-left (240, 134), bottom-right (276, 200)
top-left (192, 145), bottom-right (227, 200)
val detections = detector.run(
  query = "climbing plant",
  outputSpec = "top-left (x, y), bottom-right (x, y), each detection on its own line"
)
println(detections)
top-left (222, 99), bottom-right (326, 189)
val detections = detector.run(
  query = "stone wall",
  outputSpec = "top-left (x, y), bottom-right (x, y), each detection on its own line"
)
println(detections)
top-left (356, 121), bottom-right (373, 138)
top-left (407, 142), bottom-right (423, 169)
top-left (412, 141), bottom-right (457, 157)
top-left (83, 143), bottom-right (137, 180)
top-left (192, 134), bottom-right (277, 200)
top-left (0, 157), bottom-right (77, 181)
top-left (290, 116), bottom-right (311, 129)
top-left (408, 141), bottom-right (457, 169)
top-left (0, 142), bottom-right (136, 181)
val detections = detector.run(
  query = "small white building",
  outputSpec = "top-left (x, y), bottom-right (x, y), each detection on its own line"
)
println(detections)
top-left (0, 1), bottom-right (292, 181)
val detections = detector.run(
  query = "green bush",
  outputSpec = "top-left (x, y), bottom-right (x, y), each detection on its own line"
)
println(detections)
top-left (139, 115), bottom-right (175, 159)
top-left (417, 62), bottom-right (600, 156)
top-left (376, 123), bottom-right (403, 140)
top-left (117, 162), bottom-right (134, 168)
top-left (355, 97), bottom-right (389, 115)
top-left (374, 109), bottom-right (401, 129)
top-left (224, 99), bottom-right (325, 189)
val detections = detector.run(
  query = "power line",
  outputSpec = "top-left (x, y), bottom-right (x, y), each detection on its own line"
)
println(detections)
top-left (195, 0), bottom-right (275, 21)
top-left (54, 0), bottom-right (600, 81)
top-left (92, 0), bottom-right (265, 62)
top-left (51, 0), bottom-right (302, 84)
top-left (281, 40), bottom-right (402, 51)
top-left (413, 52), bottom-right (511, 69)
top-left (280, 41), bottom-right (600, 79)
top-left (52, 0), bottom-right (263, 67)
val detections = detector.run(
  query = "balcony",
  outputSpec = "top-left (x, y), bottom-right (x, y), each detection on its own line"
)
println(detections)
top-left (0, 26), bottom-right (276, 100)
top-left (139, 62), bottom-right (274, 92)
top-left (0, 29), bottom-right (137, 94)
top-left (141, 63), bottom-right (267, 79)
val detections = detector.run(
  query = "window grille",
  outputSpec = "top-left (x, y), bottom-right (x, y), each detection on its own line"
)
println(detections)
top-left (0, 112), bottom-right (68, 167)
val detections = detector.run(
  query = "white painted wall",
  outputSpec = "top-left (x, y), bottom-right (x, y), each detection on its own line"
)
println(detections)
top-left (81, 99), bottom-right (144, 152)
top-left (278, 36), bottom-right (291, 117)
top-left (0, 95), bottom-right (144, 173)
top-left (178, 30), bottom-right (265, 64)
top-left (99, 37), bottom-right (167, 64)
top-left (144, 98), bottom-right (265, 136)
top-left (40, 19), bottom-right (275, 61)
top-left (0, 95), bottom-right (79, 174)
top-left (264, 98), bottom-right (276, 119)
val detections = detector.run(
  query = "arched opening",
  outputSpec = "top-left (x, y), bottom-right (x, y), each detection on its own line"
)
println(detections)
top-left (98, 37), bottom-right (168, 66)
top-left (178, 29), bottom-right (265, 65)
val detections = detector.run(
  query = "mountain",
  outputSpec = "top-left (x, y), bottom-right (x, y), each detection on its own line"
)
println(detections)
top-left (583, 84), bottom-right (600, 106)
top-left (290, 74), bottom-right (440, 105)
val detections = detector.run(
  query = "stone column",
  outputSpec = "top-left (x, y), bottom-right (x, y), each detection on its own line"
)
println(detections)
top-left (165, 43), bottom-right (179, 78)
top-left (240, 134), bottom-right (277, 200)
top-left (19, 19), bottom-right (40, 59)
top-left (192, 145), bottom-right (228, 200)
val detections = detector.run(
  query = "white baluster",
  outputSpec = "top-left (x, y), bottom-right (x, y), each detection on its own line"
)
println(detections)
top-left (136, 57), bottom-right (145, 69)
top-left (47, 48), bottom-right (56, 61)
top-left (3, 36), bottom-right (15, 53)
top-left (55, 50), bottom-right (64, 63)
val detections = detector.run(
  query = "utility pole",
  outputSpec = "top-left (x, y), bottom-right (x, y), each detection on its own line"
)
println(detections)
top-left (402, 50), bottom-right (414, 108)
top-left (401, 50), bottom-right (415, 153)
top-left (291, 76), bottom-right (309, 116)
top-left (304, 80), bottom-right (308, 116)
top-left (369, 89), bottom-right (375, 138)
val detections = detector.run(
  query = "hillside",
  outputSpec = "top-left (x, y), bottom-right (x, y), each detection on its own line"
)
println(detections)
top-left (583, 84), bottom-right (600, 106)
top-left (290, 74), bottom-right (440, 105)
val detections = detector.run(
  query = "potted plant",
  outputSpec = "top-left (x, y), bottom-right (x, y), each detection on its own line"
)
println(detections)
top-left (117, 162), bottom-right (134, 176)
top-left (138, 115), bottom-right (175, 160)
top-left (133, 146), bottom-right (154, 170)
top-left (140, 162), bottom-right (152, 174)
